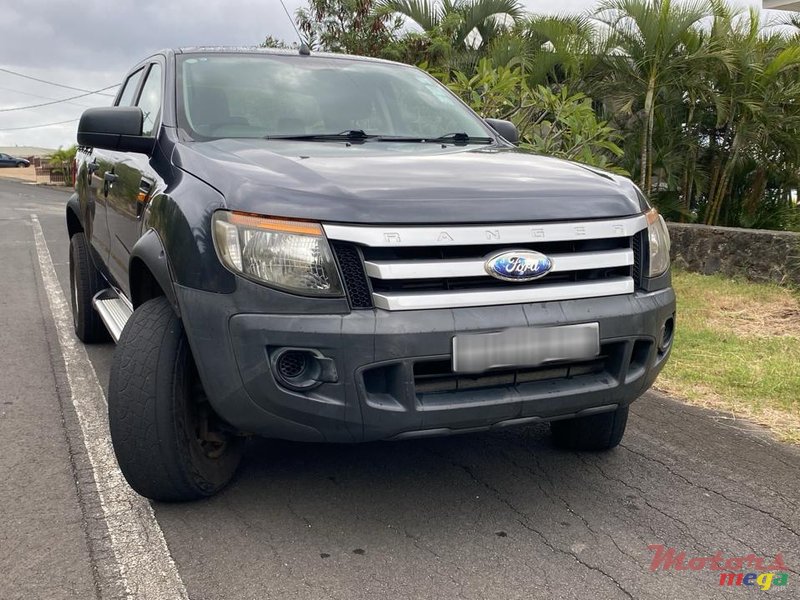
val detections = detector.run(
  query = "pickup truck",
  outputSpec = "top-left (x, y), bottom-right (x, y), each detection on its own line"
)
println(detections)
top-left (68, 47), bottom-right (675, 502)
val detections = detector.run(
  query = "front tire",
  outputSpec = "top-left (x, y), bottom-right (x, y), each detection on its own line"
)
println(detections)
top-left (69, 233), bottom-right (109, 343)
top-left (550, 406), bottom-right (629, 451)
top-left (108, 297), bottom-right (243, 501)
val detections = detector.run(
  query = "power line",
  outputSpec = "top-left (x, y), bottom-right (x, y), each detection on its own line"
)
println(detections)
top-left (0, 84), bottom-right (118, 112)
top-left (0, 67), bottom-right (117, 97)
top-left (0, 118), bottom-right (78, 131)
top-left (0, 85), bottom-right (98, 108)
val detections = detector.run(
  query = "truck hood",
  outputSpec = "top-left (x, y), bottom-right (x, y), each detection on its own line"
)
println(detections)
top-left (172, 138), bottom-right (644, 224)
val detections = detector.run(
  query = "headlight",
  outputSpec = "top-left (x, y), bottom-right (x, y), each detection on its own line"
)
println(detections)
top-left (646, 208), bottom-right (671, 277)
top-left (212, 211), bottom-right (343, 297)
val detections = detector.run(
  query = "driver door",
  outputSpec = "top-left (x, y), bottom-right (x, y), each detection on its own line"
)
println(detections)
top-left (105, 61), bottom-right (164, 297)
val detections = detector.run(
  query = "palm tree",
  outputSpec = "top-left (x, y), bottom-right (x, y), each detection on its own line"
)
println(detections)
top-left (701, 7), bottom-right (800, 225)
top-left (594, 0), bottom-right (716, 193)
top-left (481, 13), bottom-right (604, 95)
top-left (376, 0), bottom-right (524, 51)
top-left (47, 146), bottom-right (78, 185)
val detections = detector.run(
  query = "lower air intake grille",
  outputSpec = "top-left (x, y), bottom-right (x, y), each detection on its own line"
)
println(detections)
top-left (413, 357), bottom-right (606, 394)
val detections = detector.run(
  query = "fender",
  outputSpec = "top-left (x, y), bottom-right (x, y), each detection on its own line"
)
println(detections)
top-left (129, 228), bottom-right (180, 317)
top-left (65, 192), bottom-right (83, 237)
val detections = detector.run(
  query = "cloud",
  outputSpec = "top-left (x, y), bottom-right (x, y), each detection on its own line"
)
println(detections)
top-left (0, 0), bottom-right (307, 147)
top-left (1, 0), bottom-right (306, 71)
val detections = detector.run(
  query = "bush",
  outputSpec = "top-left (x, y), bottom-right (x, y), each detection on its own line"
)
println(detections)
top-left (440, 59), bottom-right (625, 173)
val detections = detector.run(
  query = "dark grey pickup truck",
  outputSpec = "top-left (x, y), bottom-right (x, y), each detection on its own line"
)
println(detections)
top-left (68, 47), bottom-right (675, 501)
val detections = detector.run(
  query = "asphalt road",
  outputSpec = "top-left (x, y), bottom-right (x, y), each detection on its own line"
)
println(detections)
top-left (1, 178), bottom-right (798, 600)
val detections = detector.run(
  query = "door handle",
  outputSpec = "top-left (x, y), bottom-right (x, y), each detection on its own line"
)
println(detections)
top-left (102, 170), bottom-right (116, 197)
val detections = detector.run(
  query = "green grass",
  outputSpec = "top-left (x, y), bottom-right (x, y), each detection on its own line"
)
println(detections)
top-left (658, 270), bottom-right (800, 443)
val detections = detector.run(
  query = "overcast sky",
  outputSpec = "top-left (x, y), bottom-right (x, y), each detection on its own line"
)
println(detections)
top-left (0, 0), bottom-right (775, 150)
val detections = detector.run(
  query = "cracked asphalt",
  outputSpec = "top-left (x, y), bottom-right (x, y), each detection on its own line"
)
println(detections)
top-left (1, 179), bottom-right (798, 600)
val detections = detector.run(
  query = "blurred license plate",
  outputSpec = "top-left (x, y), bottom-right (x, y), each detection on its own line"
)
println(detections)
top-left (452, 323), bottom-right (599, 374)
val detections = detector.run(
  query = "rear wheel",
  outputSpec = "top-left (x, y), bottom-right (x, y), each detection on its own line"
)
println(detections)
top-left (108, 297), bottom-right (243, 501)
top-left (550, 406), bottom-right (629, 451)
top-left (69, 232), bottom-right (109, 343)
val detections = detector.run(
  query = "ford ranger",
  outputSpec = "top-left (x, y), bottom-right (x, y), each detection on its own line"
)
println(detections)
top-left (68, 47), bottom-right (675, 502)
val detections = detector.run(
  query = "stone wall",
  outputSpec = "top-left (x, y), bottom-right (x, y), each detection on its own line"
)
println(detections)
top-left (667, 223), bottom-right (800, 285)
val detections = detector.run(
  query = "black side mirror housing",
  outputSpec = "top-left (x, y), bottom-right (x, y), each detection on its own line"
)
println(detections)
top-left (77, 107), bottom-right (154, 154)
top-left (485, 118), bottom-right (519, 145)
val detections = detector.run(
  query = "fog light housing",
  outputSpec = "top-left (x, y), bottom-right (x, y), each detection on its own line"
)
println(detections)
top-left (270, 347), bottom-right (338, 391)
top-left (277, 350), bottom-right (309, 380)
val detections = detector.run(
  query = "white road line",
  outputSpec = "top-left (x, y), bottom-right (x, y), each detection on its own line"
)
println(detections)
top-left (31, 215), bottom-right (188, 600)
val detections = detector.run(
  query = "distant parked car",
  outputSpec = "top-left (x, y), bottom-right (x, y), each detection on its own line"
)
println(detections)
top-left (0, 153), bottom-right (30, 167)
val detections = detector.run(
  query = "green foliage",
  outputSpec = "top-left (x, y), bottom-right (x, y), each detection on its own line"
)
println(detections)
top-left (441, 59), bottom-right (626, 173)
top-left (295, 0), bottom-right (405, 57)
top-left (522, 87), bottom-right (625, 174)
top-left (48, 145), bottom-right (77, 163)
top-left (594, 0), bottom-right (718, 192)
top-left (48, 145), bottom-right (78, 182)
top-left (375, 0), bottom-right (524, 48)
top-left (440, 60), bottom-right (523, 119)
top-left (375, 0), bottom-right (524, 72)
top-left (259, 36), bottom-right (295, 49)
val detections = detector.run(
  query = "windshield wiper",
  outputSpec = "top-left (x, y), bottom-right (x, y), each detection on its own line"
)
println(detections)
top-left (375, 132), bottom-right (494, 144)
top-left (263, 130), bottom-right (494, 145)
top-left (264, 129), bottom-right (378, 142)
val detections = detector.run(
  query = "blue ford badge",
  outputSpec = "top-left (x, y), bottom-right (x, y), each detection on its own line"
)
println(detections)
top-left (484, 250), bottom-right (553, 282)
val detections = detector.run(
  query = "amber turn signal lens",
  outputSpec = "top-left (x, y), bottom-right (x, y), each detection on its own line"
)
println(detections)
top-left (228, 212), bottom-right (322, 236)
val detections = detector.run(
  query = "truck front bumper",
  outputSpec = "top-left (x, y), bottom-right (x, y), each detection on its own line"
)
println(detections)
top-left (177, 284), bottom-right (676, 443)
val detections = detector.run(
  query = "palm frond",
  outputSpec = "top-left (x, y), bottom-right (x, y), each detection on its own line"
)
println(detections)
top-left (375, 0), bottom-right (440, 31)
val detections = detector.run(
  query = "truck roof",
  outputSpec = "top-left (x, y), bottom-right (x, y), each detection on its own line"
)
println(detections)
top-left (169, 46), bottom-right (408, 68)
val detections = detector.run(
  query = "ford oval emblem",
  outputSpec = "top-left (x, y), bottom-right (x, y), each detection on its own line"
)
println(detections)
top-left (484, 249), bottom-right (553, 282)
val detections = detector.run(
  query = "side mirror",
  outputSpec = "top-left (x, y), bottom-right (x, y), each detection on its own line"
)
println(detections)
top-left (77, 107), bottom-right (154, 154)
top-left (485, 118), bottom-right (519, 145)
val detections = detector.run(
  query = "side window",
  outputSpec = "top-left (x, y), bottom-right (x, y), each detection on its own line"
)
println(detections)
top-left (116, 68), bottom-right (144, 107)
top-left (137, 64), bottom-right (162, 137)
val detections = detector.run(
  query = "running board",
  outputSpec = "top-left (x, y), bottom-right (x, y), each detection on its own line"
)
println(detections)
top-left (92, 290), bottom-right (133, 343)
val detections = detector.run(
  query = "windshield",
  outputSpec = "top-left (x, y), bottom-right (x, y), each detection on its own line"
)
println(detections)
top-left (177, 53), bottom-right (493, 141)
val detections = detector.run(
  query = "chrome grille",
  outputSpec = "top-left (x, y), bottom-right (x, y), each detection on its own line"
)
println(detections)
top-left (325, 215), bottom-right (648, 311)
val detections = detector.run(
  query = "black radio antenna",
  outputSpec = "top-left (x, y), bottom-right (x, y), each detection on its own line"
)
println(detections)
top-left (278, 0), bottom-right (311, 55)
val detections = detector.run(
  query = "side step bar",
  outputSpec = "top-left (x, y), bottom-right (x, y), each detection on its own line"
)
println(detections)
top-left (92, 290), bottom-right (133, 343)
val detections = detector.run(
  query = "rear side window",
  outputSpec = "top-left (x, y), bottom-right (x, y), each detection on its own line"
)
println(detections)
top-left (117, 68), bottom-right (144, 107)
top-left (137, 64), bottom-right (162, 137)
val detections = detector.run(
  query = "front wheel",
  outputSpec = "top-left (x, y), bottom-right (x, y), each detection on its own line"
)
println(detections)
top-left (108, 297), bottom-right (243, 501)
top-left (550, 406), bottom-right (629, 451)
